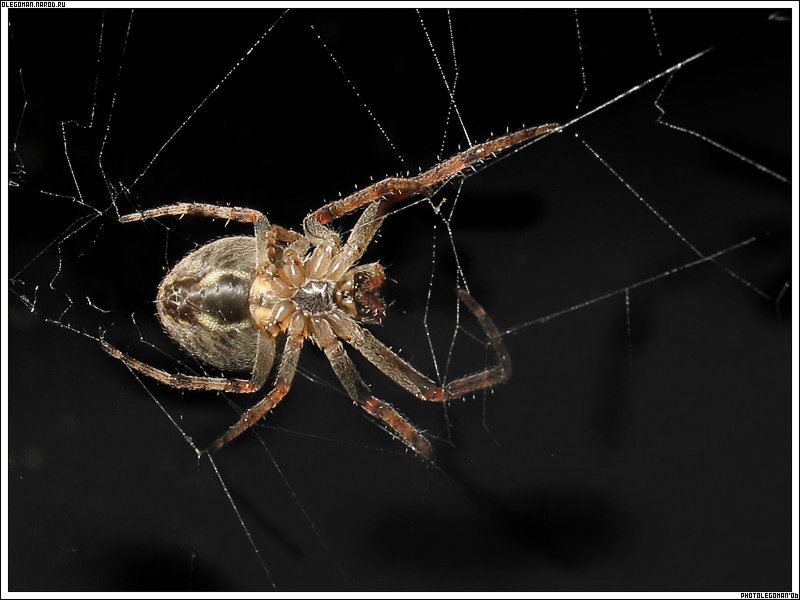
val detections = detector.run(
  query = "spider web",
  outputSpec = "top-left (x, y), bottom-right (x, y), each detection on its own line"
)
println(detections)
top-left (6, 6), bottom-right (794, 592)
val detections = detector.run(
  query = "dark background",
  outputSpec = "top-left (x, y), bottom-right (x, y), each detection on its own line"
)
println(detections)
top-left (8, 8), bottom-right (792, 591)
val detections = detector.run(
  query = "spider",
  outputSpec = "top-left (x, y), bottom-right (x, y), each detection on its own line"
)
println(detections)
top-left (102, 123), bottom-right (559, 458)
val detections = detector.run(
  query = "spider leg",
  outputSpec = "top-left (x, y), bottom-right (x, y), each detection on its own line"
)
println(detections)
top-left (437, 290), bottom-right (512, 400)
top-left (206, 318), bottom-right (304, 452)
top-left (101, 341), bottom-right (262, 393)
top-left (301, 198), bottom-right (394, 284)
top-left (118, 202), bottom-right (302, 270)
top-left (309, 316), bottom-right (432, 458)
top-left (303, 213), bottom-right (341, 248)
top-left (341, 198), bottom-right (394, 265)
top-left (328, 344), bottom-right (433, 459)
top-left (326, 290), bottom-right (511, 402)
top-left (120, 202), bottom-right (268, 226)
top-left (305, 123), bottom-right (559, 227)
top-left (251, 330), bottom-right (276, 388)
top-left (325, 310), bottom-right (438, 400)
top-left (304, 178), bottom-right (422, 234)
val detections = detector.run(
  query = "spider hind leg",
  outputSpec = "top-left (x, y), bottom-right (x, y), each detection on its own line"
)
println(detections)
top-left (101, 340), bottom-right (261, 393)
top-left (310, 315), bottom-right (433, 459)
top-left (326, 341), bottom-right (433, 459)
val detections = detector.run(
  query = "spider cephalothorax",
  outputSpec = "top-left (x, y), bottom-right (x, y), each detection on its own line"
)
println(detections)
top-left (103, 123), bottom-right (558, 458)
top-left (247, 240), bottom-right (388, 333)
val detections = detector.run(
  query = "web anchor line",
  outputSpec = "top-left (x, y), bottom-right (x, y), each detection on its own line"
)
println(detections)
top-left (654, 73), bottom-right (789, 185)
top-left (503, 235), bottom-right (759, 337)
top-left (577, 133), bottom-right (770, 301)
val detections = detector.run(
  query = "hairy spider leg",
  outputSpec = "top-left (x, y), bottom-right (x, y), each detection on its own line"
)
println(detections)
top-left (207, 315), bottom-right (305, 452)
top-left (251, 331), bottom-right (277, 387)
top-left (305, 123), bottom-right (560, 228)
top-left (330, 346), bottom-right (433, 459)
top-left (310, 315), bottom-right (433, 458)
top-left (120, 202), bottom-right (267, 225)
top-left (443, 290), bottom-right (512, 397)
top-left (326, 290), bottom-right (511, 403)
top-left (119, 202), bottom-right (302, 270)
top-left (101, 339), bottom-right (266, 393)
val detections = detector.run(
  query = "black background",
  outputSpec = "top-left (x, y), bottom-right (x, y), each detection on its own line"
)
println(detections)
top-left (8, 8), bottom-right (792, 591)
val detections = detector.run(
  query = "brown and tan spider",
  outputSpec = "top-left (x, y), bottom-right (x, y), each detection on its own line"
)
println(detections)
top-left (102, 123), bottom-right (558, 458)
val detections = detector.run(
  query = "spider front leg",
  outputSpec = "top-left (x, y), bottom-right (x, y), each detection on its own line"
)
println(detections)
top-left (304, 123), bottom-right (560, 228)
top-left (118, 202), bottom-right (301, 269)
top-left (305, 178), bottom-right (433, 229)
top-left (120, 202), bottom-right (268, 226)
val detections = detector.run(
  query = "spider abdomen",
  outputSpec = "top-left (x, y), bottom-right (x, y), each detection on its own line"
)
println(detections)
top-left (157, 236), bottom-right (258, 372)
top-left (164, 273), bottom-right (251, 325)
